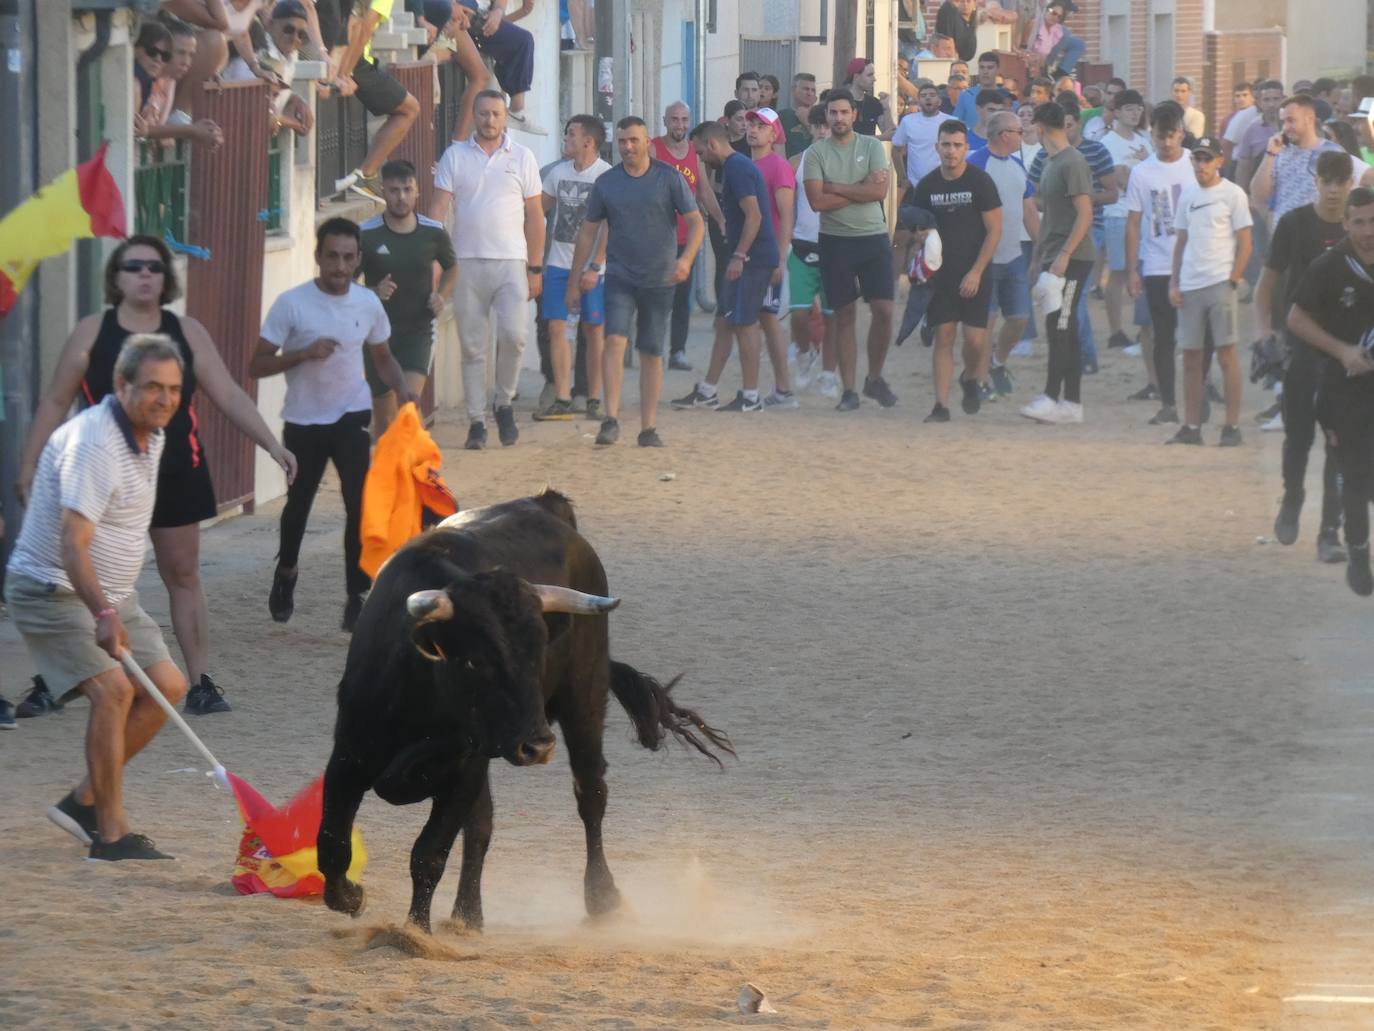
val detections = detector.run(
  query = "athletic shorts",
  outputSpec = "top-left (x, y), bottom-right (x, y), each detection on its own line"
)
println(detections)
top-left (364, 328), bottom-right (434, 396)
top-left (1104, 215), bottom-right (1129, 273)
top-left (4, 574), bottom-right (172, 701)
top-left (818, 232), bottom-right (894, 309)
top-left (1178, 281), bottom-right (1240, 351)
top-left (988, 253), bottom-right (1031, 320)
top-left (541, 266), bottom-right (606, 325)
top-left (787, 247), bottom-right (832, 313)
top-left (151, 457), bottom-right (217, 528)
top-left (604, 274), bottom-right (675, 355)
top-left (926, 265), bottom-right (993, 329)
top-left (352, 58), bottom-right (410, 117)
top-left (715, 264), bottom-right (773, 327)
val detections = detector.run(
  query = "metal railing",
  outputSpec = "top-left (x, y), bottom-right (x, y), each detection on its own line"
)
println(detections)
top-left (315, 92), bottom-right (370, 204)
top-left (134, 138), bottom-right (190, 240)
top-left (434, 58), bottom-right (465, 157)
top-left (266, 131), bottom-right (285, 232)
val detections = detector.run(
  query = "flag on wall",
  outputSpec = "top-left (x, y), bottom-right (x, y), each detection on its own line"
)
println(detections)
top-left (0, 141), bottom-right (126, 317)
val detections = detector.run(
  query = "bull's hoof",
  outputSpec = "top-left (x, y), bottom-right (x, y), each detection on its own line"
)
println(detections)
top-left (405, 913), bottom-right (433, 936)
top-left (451, 898), bottom-right (485, 932)
top-left (585, 884), bottom-right (623, 919)
top-left (325, 877), bottom-right (366, 917)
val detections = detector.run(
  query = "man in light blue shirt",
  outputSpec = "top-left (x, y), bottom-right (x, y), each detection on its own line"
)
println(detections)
top-left (952, 51), bottom-right (1000, 125)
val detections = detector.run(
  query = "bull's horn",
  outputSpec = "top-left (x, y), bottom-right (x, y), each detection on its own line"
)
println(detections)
top-left (533, 584), bottom-right (620, 615)
top-left (407, 589), bottom-right (454, 622)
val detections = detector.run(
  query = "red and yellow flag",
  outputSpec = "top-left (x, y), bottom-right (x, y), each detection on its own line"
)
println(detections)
top-left (0, 141), bottom-right (126, 317)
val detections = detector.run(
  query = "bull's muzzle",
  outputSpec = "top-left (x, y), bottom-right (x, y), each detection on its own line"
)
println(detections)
top-left (511, 730), bottom-right (557, 766)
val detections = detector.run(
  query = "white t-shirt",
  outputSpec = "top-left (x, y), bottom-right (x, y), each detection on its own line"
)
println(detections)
top-left (222, 38), bottom-right (298, 116)
top-left (1100, 129), bottom-right (1153, 218)
top-left (1182, 105), bottom-right (1206, 138)
top-left (1082, 115), bottom-right (1108, 141)
top-left (1222, 105), bottom-right (1260, 146)
top-left (260, 281), bottom-right (391, 425)
top-left (891, 111), bottom-right (953, 186)
top-left (792, 150), bottom-right (821, 243)
top-left (1123, 152), bottom-right (1196, 276)
top-left (541, 157), bottom-right (611, 270)
top-left (1174, 179), bottom-right (1253, 291)
top-left (434, 134), bottom-right (542, 261)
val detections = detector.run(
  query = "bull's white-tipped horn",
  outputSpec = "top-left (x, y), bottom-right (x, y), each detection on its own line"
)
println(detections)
top-left (407, 589), bottom-right (454, 622)
top-left (532, 584), bottom-right (620, 615)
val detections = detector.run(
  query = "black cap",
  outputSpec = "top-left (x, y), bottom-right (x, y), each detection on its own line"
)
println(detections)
top-left (423, 0), bottom-right (456, 29)
top-left (1192, 135), bottom-right (1223, 157)
top-left (898, 205), bottom-right (938, 231)
top-left (271, 0), bottom-right (308, 19)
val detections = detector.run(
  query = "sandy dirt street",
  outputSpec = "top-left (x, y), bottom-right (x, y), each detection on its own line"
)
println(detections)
top-left (2, 306), bottom-right (1372, 1030)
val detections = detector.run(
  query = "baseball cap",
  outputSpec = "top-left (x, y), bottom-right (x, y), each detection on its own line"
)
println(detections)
top-left (423, 0), bottom-right (457, 27)
top-left (897, 205), bottom-right (937, 231)
top-left (745, 107), bottom-right (781, 131)
top-left (1192, 135), bottom-right (1223, 157)
top-left (271, 0), bottom-right (309, 18)
top-left (847, 57), bottom-right (870, 78)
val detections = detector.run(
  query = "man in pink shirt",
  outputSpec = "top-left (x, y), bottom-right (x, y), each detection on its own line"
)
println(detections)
top-left (748, 108), bottom-right (799, 405)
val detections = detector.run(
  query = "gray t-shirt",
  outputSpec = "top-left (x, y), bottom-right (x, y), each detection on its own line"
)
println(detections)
top-left (584, 159), bottom-right (699, 287)
top-left (1037, 146), bottom-right (1097, 265)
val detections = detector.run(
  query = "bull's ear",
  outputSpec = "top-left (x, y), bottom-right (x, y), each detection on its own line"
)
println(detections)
top-left (407, 589), bottom-right (454, 623)
top-left (531, 583), bottom-right (620, 615)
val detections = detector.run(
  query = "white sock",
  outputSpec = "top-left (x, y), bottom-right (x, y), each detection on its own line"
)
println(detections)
top-left (699, 382), bottom-right (717, 398)
top-left (743, 389), bottom-right (760, 403)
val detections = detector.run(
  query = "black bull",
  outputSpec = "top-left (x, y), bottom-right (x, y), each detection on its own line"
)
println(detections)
top-left (318, 490), bottom-right (734, 932)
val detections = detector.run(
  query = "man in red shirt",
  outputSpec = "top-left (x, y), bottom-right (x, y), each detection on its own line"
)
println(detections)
top-left (652, 100), bottom-right (726, 370)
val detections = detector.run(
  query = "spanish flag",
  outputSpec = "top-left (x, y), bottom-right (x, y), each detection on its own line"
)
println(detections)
top-left (0, 141), bottom-right (126, 317)
top-left (226, 771), bottom-right (368, 899)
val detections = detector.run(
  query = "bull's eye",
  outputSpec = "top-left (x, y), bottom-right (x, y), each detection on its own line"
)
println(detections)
top-left (464, 659), bottom-right (476, 671)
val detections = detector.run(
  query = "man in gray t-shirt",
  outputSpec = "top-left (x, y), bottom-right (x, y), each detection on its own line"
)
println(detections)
top-left (567, 117), bottom-right (704, 449)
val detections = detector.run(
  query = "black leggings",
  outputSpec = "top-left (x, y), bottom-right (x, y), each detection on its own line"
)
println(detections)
top-left (1281, 340), bottom-right (1342, 532)
top-left (1318, 377), bottom-right (1374, 548)
top-left (279, 411), bottom-right (372, 596)
top-left (670, 243), bottom-right (692, 357)
top-left (1144, 275), bottom-right (1178, 406)
top-left (1045, 259), bottom-right (1094, 404)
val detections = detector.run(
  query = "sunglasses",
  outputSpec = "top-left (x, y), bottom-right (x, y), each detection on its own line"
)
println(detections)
top-left (278, 22), bottom-right (307, 38)
top-left (120, 259), bottom-right (167, 275)
top-left (144, 46), bottom-right (172, 62)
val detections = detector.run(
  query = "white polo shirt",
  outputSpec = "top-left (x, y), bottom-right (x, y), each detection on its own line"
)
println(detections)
top-left (434, 133), bottom-right (542, 261)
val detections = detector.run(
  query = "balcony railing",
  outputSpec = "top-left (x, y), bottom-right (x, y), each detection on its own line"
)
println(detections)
top-left (316, 93), bottom-right (370, 205)
top-left (266, 131), bottom-right (285, 233)
top-left (134, 139), bottom-right (190, 241)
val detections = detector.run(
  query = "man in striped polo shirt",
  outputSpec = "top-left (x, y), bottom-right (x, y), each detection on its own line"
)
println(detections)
top-left (5, 335), bottom-right (189, 862)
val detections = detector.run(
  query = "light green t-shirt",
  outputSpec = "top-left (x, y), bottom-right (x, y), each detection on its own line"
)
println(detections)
top-left (802, 132), bottom-right (890, 237)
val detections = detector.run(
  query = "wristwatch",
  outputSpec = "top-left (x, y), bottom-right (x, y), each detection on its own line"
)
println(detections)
top-left (588, 262), bottom-right (602, 272)
top-left (528, 265), bottom-right (544, 274)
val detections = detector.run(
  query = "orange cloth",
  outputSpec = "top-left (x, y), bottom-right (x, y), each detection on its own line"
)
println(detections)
top-left (359, 403), bottom-right (458, 578)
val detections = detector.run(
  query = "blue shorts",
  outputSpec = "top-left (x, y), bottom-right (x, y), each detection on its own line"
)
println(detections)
top-left (988, 252), bottom-right (1031, 320)
top-left (1105, 215), bottom-right (1128, 273)
top-left (604, 274), bottom-right (675, 356)
top-left (541, 266), bottom-right (605, 325)
top-left (715, 264), bottom-right (773, 327)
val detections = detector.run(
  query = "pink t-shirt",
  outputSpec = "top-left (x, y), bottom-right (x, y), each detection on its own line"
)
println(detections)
top-left (1032, 21), bottom-right (1063, 56)
top-left (753, 152), bottom-right (797, 235)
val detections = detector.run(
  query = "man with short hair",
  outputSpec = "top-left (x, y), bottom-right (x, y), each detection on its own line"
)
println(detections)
top-left (968, 87), bottom-right (1008, 149)
top-left (567, 116), bottom-right (705, 446)
top-left (788, 104), bottom-right (839, 394)
top-left (1251, 94), bottom-right (1346, 224)
top-left (1019, 102), bottom-right (1096, 424)
top-left (1099, 88), bottom-right (1153, 349)
top-left (1082, 78), bottom-right (1126, 140)
top-left (779, 73), bottom-right (819, 157)
top-left (803, 92), bottom-right (900, 410)
top-left (892, 81), bottom-right (955, 192)
top-left (1235, 79), bottom-right (1285, 193)
top-left (252, 218), bottom-right (416, 631)
top-left (1164, 135), bottom-right (1252, 445)
top-left (844, 58), bottom-right (895, 137)
top-left (735, 71), bottom-right (762, 111)
top-left (430, 90), bottom-right (545, 450)
top-left (909, 119), bottom-right (1002, 421)
top-left (952, 51), bottom-right (999, 124)
top-left (1286, 187), bottom-right (1374, 595)
top-left (536, 116), bottom-right (611, 421)
top-left (1220, 81), bottom-right (1258, 165)
top-left (1310, 77), bottom-right (1339, 122)
top-left (5, 336), bottom-right (190, 861)
top-left (221, 0), bottom-right (315, 136)
top-left (935, 0), bottom-right (979, 62)
top-left (746, 108), bottom-right (799, 405)
top-left (1171, 76), bottom-right (1206, 138)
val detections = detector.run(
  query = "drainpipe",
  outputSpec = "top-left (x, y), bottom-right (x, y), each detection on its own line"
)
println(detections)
top-left (693, 0), bottom-right (713, 313)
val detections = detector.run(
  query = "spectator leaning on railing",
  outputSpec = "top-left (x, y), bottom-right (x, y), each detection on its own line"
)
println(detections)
top-left (420, 0), bottom-right (512, 145)
top-left (221, 0), bottom-right (316, 137)
top-left (423, 0), bottom-right (544, 135)
top-left (135, 19), bottom-right (224, 150)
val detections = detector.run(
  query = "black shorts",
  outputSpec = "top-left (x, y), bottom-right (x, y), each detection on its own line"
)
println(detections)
top-left (926, 266), bottom-right (993, 329)
top-left (818, 232), bottom-right (895, 310)
top-left (352, 58), bottom-right (410, 117)
top-left (152, 457), bottom-right (217, 529)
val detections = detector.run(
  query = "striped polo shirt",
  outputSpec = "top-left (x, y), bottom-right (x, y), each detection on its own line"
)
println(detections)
top-left (7, 396), bottom-right (164, 602)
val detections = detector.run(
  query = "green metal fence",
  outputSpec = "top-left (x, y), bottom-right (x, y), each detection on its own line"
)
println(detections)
top-left (134, 139), bottom-right (190, 240)
top-left (266, 131), bottom-right (284, 233)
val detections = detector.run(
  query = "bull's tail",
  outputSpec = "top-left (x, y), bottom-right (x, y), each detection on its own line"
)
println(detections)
top-left (609, 661), bottom-right (735, 768)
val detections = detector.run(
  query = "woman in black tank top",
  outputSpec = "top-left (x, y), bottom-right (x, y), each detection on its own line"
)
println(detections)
top-left (16, 236), bottom-right (298, 715)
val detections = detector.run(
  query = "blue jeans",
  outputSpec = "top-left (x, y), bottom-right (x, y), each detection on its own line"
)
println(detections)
top-left (1046, 29), bottom-right (1086, 75)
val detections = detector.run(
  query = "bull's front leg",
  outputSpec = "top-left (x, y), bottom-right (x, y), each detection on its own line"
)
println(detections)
top-left (453, 764), bottom-right (493, 930)
top-left (320, 751), bottom-right (374, 918)
top-left (408, 761), bottom-right (486, 934)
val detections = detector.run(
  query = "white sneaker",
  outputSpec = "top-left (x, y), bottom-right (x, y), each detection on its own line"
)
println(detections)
top-left (763, 389), bottom-right (800, 409)
top-left (1051, 399), bottom-right (1084, 424)
top-left (1010, 340), bottom-right (1033, 358)
top-left (815, 370), bottom-right (840, 399)
top-left (333, 169), bottom-right (359, 194)
top-left (1261, 411), bottom-right (1284, 432)
top-left (507, 110), bottom-right (548, 135)
top-left (1019, 394), bottom-right (1060, 422)
top-left (794, 349), bottom-right (819, 390)
top-left (1123, 343), bottom-right (1142, 357)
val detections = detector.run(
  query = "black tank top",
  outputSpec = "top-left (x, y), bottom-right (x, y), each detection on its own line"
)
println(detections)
top-left (82, 308), bottom-right (201, 473)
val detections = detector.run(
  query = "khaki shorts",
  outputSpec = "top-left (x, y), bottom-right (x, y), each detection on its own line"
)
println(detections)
top-left (1178, 281), bottom-right (1240, 351)
top-left (3, 574), bottom-right (172, 701)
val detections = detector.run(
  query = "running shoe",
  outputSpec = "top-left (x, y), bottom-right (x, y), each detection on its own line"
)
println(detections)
top-left (89, 833), bottom-right (174, 862)
top-left (671, 384), bottom-right (719, 410)
top-left (1122, 344), bottom-right (1142, 356)
top-left (494, 405), bottom-right (519, 446)
top-left (584, 398), bottom-right (603, 420)
top-left (1010, 340), bottom-right (1033, 358)
top-left (923, 403), bottom-right (950, 423)
top-left (185, 675), bottom-right (232, 716)
top-left (533, 398), bottom-right (576, 421)
top-left (1317, 529), bottom-right (1347, 564)
top-left (1107, 330), bottom-right (1133, 349)
top-left (1347, 543), bottom-right (1373, 597)
top-left (1274, 491), bottom-right (1303, 546)
top-left (794, 349), bottom-right (819, 389)
top-left (762, 389), bottom-right (800, 409)
top-left (594, 418), bottom-right (621, 445)
top-left (1148, 405), bottom-right (1179, 425)
top-left (862, 376), bottom-right (899, 408)
top-left (960, 377), bottom-right (981, 415)
top-left (636, 428), bottom-right (664, 447)
top-left (1049, 400), bottom-right (1084, 424)
top-left (1254, 400), bottom-right (1282, 423)
top-left (668, 351), bottom-right (693, 371)
top-left (342, 592), bottom-right (366, 633)
top-left (1166, 425), bottom-right (1204, 445)
top-left (1019, 394), bottom-right (1060, 422)
top-left (978, 381), bottom-right (997, 404)
top-left (464, 421), bottom-right (488, 450)
top-left (1260, 411), bottom-right (1284, 432)
top-left (835, 390), bottom-right (860, 412)
top-left (1218, 425), bottom-right (1243, 448)
top-left (1081, 357), bottom-right (1099, 375)
top-left (0, 697), bottom-right (14, 730)
top-left (48, 791), bottom-right (98, 845)
top-left (1127, 384), bottom-right (1159, 402)
top-left (814, 370), bottom-right (841, 399)
top-left (989, 363), bottom-right (1015, 396)
top-left (15, 675), bottom-right (62, 718)
top-left (268, 565), bottom-right (297, 623)
top-left (718, 391), bottom-right (763, 413)
top-left (506, 109), bottom-right (548, 135)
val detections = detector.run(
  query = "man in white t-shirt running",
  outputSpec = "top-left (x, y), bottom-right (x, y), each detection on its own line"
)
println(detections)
top-left (1165, 135), bottom-right (1253, 445)
top-left (251, 217), bottom-right (416, 633)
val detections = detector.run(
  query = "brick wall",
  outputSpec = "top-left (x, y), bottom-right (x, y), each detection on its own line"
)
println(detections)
top-left (1129, 0), bottom-right (1148, 91)
top-left (1174, 0), bottom-right (1205, 114)
top-left (1202, 28), bottom-right (1286, 135)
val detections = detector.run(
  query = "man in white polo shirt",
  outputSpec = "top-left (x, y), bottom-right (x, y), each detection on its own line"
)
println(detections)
top-left (5, 335), bottom-right (189, 862)
top-left (430, 89), bottom-right (546, 450)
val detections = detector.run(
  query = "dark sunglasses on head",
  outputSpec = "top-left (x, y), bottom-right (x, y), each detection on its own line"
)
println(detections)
top-left (278, 23), bottom-right (307, 38)
top-left (145, 46), bottom-right (172, 62)
top-left (120, 259), bottom-right (167, 274)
